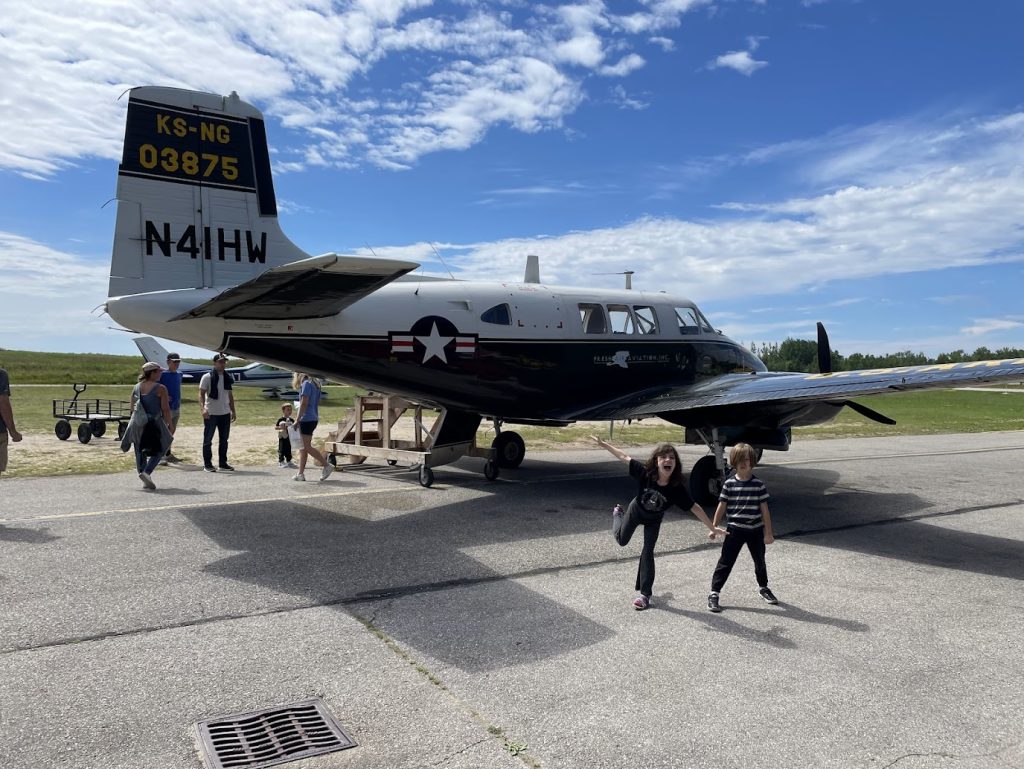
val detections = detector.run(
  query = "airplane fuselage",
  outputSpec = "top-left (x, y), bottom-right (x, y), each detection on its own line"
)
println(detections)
top-left (109, 280), bottom-right (766, 422)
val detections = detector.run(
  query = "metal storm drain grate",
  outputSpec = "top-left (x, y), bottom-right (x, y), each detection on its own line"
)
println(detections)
top-left (196, 698), bottom-right (356, 769)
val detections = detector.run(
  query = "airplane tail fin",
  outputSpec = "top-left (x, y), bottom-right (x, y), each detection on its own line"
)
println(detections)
top-left (109, 87), bottom-right (310, 299)
top-left (132, 336), bottom-right (169, 363)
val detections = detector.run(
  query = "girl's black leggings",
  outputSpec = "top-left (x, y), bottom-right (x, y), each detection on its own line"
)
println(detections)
top-left (613, 503), bottom-right (664, 597)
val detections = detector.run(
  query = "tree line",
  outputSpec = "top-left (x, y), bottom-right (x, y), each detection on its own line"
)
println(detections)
top-left (750, 339), bottom-right (1024, 374)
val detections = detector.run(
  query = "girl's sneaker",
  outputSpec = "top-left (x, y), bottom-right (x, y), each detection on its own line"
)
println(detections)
top-left (292, 473), bottom-right (305, 482)
top-left (759, 587), bottom-right (779, 604)
top-left (632, 595), bottom-right (650, 611)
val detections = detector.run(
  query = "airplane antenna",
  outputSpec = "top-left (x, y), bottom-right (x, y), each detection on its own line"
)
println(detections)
top-left (429, 243), bottom-right (455, 280)
top-left (594, 270), bottom-right (635, 289)
top-left (363, 242), bottom-right (378, 257)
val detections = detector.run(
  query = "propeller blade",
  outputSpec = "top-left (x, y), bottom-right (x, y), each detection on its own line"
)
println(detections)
top-left (844, 400), bottom-right (897, 425)
top-left (816, 321), bottom-right (831, 374)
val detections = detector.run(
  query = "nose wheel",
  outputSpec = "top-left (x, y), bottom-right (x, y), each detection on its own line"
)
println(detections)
top-left (688, 454), bottom-right (724, 507)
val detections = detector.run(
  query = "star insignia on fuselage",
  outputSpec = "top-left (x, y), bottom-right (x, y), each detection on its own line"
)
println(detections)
top-left (416, 322), bottom-right (454, 364)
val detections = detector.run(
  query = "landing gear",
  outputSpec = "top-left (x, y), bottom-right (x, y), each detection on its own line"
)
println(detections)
top-left (688, 428), bottom-right (728, 507)
top-left (484, 459), bottom-right (500, 481)
top-left (491, 430), bottom-right (525, 468)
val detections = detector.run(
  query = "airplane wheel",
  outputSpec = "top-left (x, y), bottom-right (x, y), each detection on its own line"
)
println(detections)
top-left (418, 465), bottom-right (434, 488)
top-left (492, 431), bottom-right (525, 468)
top-left (90, 419), bottom-right (106, 438)
top-left (484, 460), bottom-right (499, 481)
top-left (77, 422), bottom-right (92, 444)
top-left (688, 455), bottom-right (722, 507)
top-left (55, 420), bottom-right (72, 441)
top-left (117, 421), bottom-right (128, 440)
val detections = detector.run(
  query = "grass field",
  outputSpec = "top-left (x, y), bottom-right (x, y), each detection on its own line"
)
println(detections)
top-left (0, 348), bottom-right (253, 385)
top-left (3, 379), bottom-right (1022, 479)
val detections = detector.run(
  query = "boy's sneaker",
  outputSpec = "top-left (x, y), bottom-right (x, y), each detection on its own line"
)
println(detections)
top-left (203, 465), bottom-right (217, 473)
top-left (278, 460), bottom-right (287, 468)
top-left (292, 473), bottom-right (305, 482)
top-left (138, 472), bottom-right (156, 490)
top-left (707, 593), bottom-right (722, 613)
top-left (285, 461), bottom-right (297, 468)
top-left (632, 595), bottom-right (650, 611)
top-left (320, 463), bottom-right (334, 482)
top-left (759, 587), bottom-right (779, 605)
top-left (218, 463), bottom-right (235, 472)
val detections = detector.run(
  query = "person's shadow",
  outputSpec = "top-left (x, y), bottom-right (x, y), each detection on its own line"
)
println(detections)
top-left (0, 525), bottom-right (60, 544)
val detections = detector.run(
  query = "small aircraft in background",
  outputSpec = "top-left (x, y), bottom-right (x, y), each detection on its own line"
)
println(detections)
top-left (104, 87), bottom-right (1024, 497)
top-left (132, 336), bottom-right (309, 398)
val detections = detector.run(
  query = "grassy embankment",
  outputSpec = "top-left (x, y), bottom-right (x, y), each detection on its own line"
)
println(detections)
top-left (1, 348), bottom-right (1022, 479)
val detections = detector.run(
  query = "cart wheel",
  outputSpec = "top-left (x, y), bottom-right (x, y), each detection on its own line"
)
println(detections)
top-left (418, 465), bottom-right (434, 488)
top-left (55, 420), bottom-right (72, 441)
top-left (77, 422), bottom-right (92, 444)
top-left (347, 455), bottom-right (367, 465)
top-left (387, 459), bottom-right (398, 466)
top-left (117, 421), bottom-right (127, 440)
top-left (484, 460), bottom-right (500, 481)
top-left (328, 453), bottom-right (337, 466)
top-left (90, 419), bottom-right (107, 438)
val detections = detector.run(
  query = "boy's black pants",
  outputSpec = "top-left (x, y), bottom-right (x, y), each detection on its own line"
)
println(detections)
top-left (613, 502), bottom-right (663, 597)
top-left (278, 437), bottom-right (291, 462)
top-left (711, 525), bottom-right (768, 592)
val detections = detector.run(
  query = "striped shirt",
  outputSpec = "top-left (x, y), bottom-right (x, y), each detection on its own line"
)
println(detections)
top-left (719, 475), bottom-right (769, 529)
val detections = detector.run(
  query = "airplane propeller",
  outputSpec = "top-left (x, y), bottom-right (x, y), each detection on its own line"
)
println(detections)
top-left (817, 321), bottom-right (897, 425)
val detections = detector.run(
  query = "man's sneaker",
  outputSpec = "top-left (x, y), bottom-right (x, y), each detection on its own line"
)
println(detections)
top-left (139, 472), bottom-right (156, 490)
top-left (320, 463), bottom-right (334, 482)
top-left (612, 503), bottom-right (624, 517)
top-left (292, 473), bottom-right (305, 482)
top-left (632, 595), bottom-right (650, 611)
top-left (759, 587), bottom-right (779, 605)
top-left (707, 593), bottom-right (722, 613)
top-left (218, 464), bottom-right (235, 472)
top-left (203, 465), bottom-right (217, 473)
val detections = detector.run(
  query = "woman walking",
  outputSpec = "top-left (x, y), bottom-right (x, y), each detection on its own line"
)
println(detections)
top-left (122, 361), bottom-right (175, 490)
top-left (292, 372), bottom-right (333, 482)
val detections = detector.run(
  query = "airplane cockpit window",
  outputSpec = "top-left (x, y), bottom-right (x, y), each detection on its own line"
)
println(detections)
top-left (675, 306), bottom-right (702, 335)
top-left (607, 305), bottom-right (636, 334)
top-left (481, 303), bottom-right (512, 325)
top-left (633, 306), bottom-right (659, 334)
top-left (578, 303), bottom-right (608, 334)
top-left (695, 308), bottom-right (715, 333)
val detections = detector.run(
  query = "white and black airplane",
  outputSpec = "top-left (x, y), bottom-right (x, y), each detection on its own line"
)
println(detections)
top-left (132, 335), bottom-right (305, 398)
top-left (103, 87), bottom-right (1024, 499)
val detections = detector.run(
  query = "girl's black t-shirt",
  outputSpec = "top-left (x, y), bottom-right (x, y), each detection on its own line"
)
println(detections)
top-left (628, 458), bottom-right (694, 516)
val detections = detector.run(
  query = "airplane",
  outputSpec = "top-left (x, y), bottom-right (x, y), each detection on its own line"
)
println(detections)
top-left (103, 87), bottom-right (1024, 499)
top-left (132, 336), bottom-right (301, 397)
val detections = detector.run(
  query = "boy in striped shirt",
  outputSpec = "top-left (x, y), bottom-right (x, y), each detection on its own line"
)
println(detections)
top-left (707, 443), bottom-right (777, 612)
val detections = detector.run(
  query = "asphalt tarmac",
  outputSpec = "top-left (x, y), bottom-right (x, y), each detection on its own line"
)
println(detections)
top-left (1, 433), bottom-right (1022, 769)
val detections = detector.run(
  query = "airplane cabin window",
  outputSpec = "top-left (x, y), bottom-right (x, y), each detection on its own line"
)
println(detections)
top-left (633, 306), bottom-right (659, 334)
top-left (607, 304), bottom-right (636, 334)
top-left (675, 306), bottom-right (701, 335)
top-left (481, 303), bottom-right (512, 325)
top-left (578, 303), bottom-right (608, 334)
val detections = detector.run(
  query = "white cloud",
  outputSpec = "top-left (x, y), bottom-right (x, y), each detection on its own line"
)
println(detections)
top-left (610, 85), bottom-right (650, 110)
top-left (961, 318), bottom-right (1024, 336)
top-left (0, 0), bottom-right (702, 176)
top-left (649, 36), bottom-right (676, 52)
top-left (708, 49), bottom-right (768, 76)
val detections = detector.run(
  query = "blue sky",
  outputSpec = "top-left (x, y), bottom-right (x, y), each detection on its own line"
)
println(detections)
top-left (1, 0), bottom-right (1022, 359)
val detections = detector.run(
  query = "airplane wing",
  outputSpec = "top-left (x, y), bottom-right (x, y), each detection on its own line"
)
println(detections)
top-left (556, 358), bottom-right (1024, 423)
top-left (170, 253), bottom-right (418, 321)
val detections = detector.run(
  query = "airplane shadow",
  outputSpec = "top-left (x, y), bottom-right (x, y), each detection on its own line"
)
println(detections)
top-left (0, 525), bottom-right (61, 544)
top-left (180, 457), bottom-right (1023, 672)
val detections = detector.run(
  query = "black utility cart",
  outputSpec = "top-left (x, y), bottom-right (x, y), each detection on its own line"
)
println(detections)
top-left (52, 383), bottom-right (133, 443)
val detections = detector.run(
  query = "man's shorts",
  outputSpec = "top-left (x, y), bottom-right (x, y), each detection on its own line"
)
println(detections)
top-left (0, 430), bottom-right (8, 473)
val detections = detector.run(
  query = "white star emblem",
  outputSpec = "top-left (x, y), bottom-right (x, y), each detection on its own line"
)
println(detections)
top-left (416, 322), bottom-right (454, 364)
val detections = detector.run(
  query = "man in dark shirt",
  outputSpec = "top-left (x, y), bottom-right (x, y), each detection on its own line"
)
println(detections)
top-left (0, 367), bottom-right (24, 477)
top-left (159, 352), bottom-right (183, 464)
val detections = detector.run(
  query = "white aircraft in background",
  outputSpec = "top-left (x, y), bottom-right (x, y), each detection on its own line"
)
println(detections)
top-left (133, 336), bottom-right (308, 398)
top-left (103, 87), bottom-right (1024, 496)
